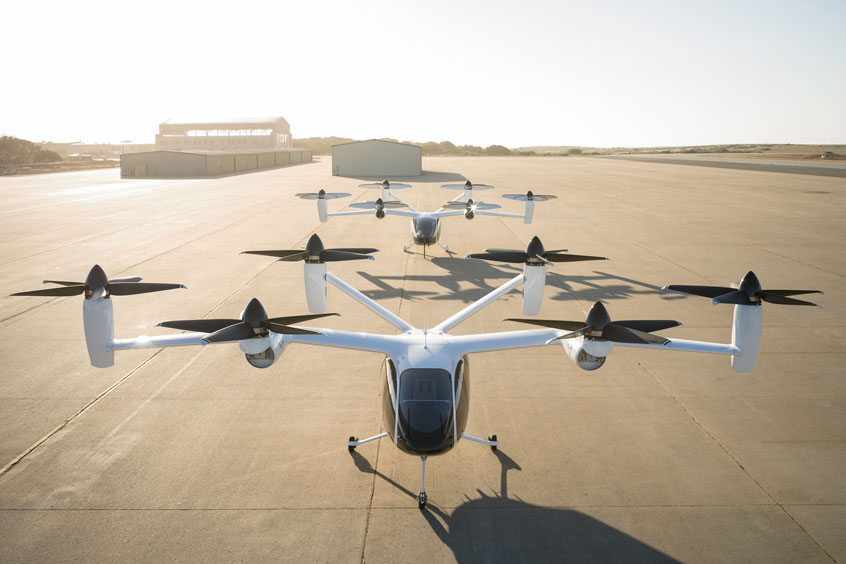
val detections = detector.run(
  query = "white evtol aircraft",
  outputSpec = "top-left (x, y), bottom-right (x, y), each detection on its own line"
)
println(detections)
top-left (297, 180), bottom-right (556, 256)
top-left (11, 236), bottom-right (821, 508)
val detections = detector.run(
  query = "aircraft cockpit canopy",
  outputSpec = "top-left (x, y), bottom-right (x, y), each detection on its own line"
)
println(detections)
top-left (398, 368), bottom-right (453, 451)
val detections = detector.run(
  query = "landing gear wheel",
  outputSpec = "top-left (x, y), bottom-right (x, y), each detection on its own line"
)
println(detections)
top-left (418, 492), bottom-right (427, 509)
top-left (488, 434), bottom-right (498, 451)
top-left (348, 436), bottom-right (358, 452)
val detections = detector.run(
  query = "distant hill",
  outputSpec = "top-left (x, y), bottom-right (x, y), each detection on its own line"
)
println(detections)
top-left (292, 138), bottom-right (846, 158)
top-left (292, 137), bottom-right (355, 155)
top-left (515, 143), bottom-right (846, 156)
top-left (293, 137), bottom-right (538, 157)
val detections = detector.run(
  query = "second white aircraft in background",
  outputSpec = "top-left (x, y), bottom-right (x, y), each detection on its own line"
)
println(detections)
top-left (296, 180), bottom-right (557, 256)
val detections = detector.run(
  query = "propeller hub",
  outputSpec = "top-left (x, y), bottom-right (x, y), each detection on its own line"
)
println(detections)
top-left (84, 264), bottom-right (109, 299)
top-left (738, 270), bottom-right (762, 300)
top-left (526, 236), bottom-right (545, 263)
top-left (464, 180), bottom-right (472, 188)
top-left (585, 301), bottom-right (611, 331)
top-left (242, 298), bottom-right (269, 328)
top-left (318, 189), bottom-right (326, 199)
top-left (526, 190), bottom-right (534, 200)
top-left (305, 234), bottom-right (325, 262)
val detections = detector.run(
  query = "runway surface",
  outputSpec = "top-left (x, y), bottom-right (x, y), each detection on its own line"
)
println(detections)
top-left (599, 153), bottom-right (846, 178)
top-left (1, 156), bottom-right (844, 563)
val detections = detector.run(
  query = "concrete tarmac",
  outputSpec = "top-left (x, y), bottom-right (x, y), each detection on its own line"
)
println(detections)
top-left (599, 153), bottom-right (846, 178)
top-left (0, 156), bottom-right (844, 563)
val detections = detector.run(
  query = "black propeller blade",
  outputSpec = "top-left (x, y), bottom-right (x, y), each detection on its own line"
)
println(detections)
top-left (664, 271), bottom-right (822, 307)
top-left (502, 190), bottom-right (557, 202)
top-left (349, 198), bottom-right (407, 210)
top-left (10, 264), bottom-right (186, 299)
top-left (506, 301), bottom-right (681, 345)
top-left (241, 234), bottom-right (377, 263)
top-left (348, 197), bottom-right (407, 219)
top-left (441, 180), bottom-right (494, 192)
top-left (157, 298), bottom-right (339, 343)
top-left (441, 199), bottom-right (501, 211)
top-left (359, 180), bottom-right (412, 190)
top-left (295, 189), bottom-right (351, 200)
top-left (465, 236), bottom-right (606, 265)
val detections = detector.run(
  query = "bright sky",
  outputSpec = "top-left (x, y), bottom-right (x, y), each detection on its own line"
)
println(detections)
top-left (2, 0), bottom-right (844, 147)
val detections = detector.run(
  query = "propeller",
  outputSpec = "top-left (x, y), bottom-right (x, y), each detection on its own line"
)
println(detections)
top-left (465, 236), bottom-right (606, 265)
top-left (441, 198), bottom-right (501, 219)
top-left (157, 298), bottom-right (338, 344)
top-left (502, 190), bottom-right (557, 202)
top-left (506, 301), bottom-right (681, 345)
top-left (441, 199), bottom-right (501, 211)
top-left (241, 233), bottom-right (377, 263)
top-left (295, 189), bottom-right (351, 200)
top-left (663, 271), bottom-right (823, 307)
top-left (359, 180), bottom-right (412, 190)
top-left (348, 197), bottom-right (407, 218)
top-left (10, 264), bottom-right (186, 299)
top-left (441, 180), bottom-right (494, 192)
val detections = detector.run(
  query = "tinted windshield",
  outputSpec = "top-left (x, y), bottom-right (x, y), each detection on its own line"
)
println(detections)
top-left (398, 369), bottom-right (452, 450)
top-left (413, 217), bottom-right (437, 240)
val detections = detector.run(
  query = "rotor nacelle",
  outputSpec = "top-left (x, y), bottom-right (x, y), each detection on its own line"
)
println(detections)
top-left (559, 335), bottom-right (609, 371)
top-left (464, 199), bottom-right (475, 220)
top-left (521, 263), bottom-right (546, 315)
top-left (242, 333), bottom-right (289, 369)
top-left (501, 191), bottom-right (558, 224)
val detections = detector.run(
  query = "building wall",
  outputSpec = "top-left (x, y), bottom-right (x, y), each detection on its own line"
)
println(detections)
top-left (156, 118), bottom-right (292, 151)
top-left (206, 154), bottom-right (235, 176)
top-left (257, 152), bottom-right (275, 168)
top-left (120, 151), bottom-right (207, 177)
top-left (121, 149), bottom-right (311, 178)
top-left (235, 154), bottom-right (258, 172)
top-left (331, 140), bottom-right (422, 177)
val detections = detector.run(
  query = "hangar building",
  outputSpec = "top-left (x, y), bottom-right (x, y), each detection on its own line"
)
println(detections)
top-left (122, 116), bottom-right (310, 178)
top-left (120, 148), bottom-right (311, 178)
top-left (331, 139), bottom-right (422, 177)
top-left (156, 117), bottom-right (292, 151)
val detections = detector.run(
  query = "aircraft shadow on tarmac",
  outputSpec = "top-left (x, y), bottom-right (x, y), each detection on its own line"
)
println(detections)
top-left (350, 449), bottom-right (680, 564)
top-left (356, 258), bottom-right (684, 304)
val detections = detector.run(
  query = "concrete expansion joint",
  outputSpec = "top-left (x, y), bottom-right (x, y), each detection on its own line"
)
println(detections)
top-left (636, 359), bottom-right (837, 563)
top-left (0, 350), bottom-right (165, 479)
top-left (358, 437), bottom-right (382, 564)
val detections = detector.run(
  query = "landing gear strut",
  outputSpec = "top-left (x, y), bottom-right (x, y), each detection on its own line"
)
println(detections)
top-left (418, 455), bottom-right (428, 509)
top-left (462, 433), bottom-right (499, 451)
top-left (347, 433), bottom-right (388, 452)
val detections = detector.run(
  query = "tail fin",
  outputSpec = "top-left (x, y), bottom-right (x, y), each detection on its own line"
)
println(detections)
top-left (730, 305), bottom-right (762, 372)
top-left (83, 297), bottom-right (115, 367)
